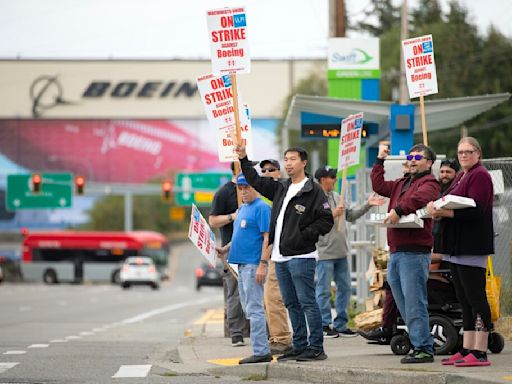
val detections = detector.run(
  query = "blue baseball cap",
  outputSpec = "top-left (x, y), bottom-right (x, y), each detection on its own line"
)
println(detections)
top-left (236, 173), bottom-right (249, 186)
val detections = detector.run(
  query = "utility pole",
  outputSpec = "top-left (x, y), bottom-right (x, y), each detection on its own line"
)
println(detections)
top-left (330, 0), bottom-right (346, 37)
top-left (399, 0), bottom-right (410, 104)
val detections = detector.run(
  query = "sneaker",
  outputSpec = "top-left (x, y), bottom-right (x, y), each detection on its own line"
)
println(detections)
top-left (454, 352), bottom-right (491, 367)
top-left (231, 335), bottom-right (245, 347)
top-left (336, 328), bottom-right (358, 338)
top-left (323, 325), bottom-right (339, 339)
top-left (276, 348), bottom-right (304, 362)
top-left (295, 348), bottom-right (328, 361)
top-left (441, 351), bottom-right (465, 366)
top-left (364, 327), bottom-right (392, 342)
top-left (400, 350), bottom-right (434, 364)
top-left (239, 353), bottom-right (273, 364)
top-left (270, 343), bottom-right (293, 355)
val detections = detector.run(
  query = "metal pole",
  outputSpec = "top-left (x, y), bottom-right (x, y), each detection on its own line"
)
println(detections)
top-left (124, 192), bottom-right (133, 231)
top-left (399, 0), bottom-right (410, 105)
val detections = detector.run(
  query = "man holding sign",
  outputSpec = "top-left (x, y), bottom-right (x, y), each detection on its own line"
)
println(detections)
top-left (371, 143), bottom-right (440, 363)
top-left (216, 174), bottom-right (272, 364)
top-left (236, 143), bottom-right (333, 362)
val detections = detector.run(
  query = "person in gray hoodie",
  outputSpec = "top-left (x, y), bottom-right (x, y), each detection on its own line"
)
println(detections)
top-left (314, 166), bottom-right (385, 338)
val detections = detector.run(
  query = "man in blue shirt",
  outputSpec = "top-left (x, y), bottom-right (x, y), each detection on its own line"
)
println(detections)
top-left (216, 174), bottom-right (272, 364)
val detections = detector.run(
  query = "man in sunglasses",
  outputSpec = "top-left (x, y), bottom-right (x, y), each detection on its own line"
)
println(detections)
top-left (371, 143), bottom-right (440, 364)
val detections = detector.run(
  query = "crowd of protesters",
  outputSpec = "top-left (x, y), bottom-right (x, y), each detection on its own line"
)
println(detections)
top-left (210, 136), bottom-right (494, 368)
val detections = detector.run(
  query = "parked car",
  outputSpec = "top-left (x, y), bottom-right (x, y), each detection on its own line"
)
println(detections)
top-left (120, 256), bottom-right (160, 290)
top-left (0, 265), bottom-right (3, 284)
top-left (195, 262), bottom-right (224, 291)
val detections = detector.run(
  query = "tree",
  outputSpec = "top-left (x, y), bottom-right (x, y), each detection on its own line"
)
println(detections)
top-left (411, 0), bottom-right (443, 27)
top-left (355, 0), bottom-right (400, 36)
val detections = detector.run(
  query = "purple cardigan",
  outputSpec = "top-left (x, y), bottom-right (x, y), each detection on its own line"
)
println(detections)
top-left (438, 163), bottom-right (494, 256)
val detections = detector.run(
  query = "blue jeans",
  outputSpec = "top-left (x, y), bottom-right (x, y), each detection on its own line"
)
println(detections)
top-left (315, 258), bottom-right (351, 331)
top-left (237, 264), bottom-right (270, 356)
top-left (387, 252), bottom-right (433, 355)
top-left (275, 258), bottom-right (324, 352)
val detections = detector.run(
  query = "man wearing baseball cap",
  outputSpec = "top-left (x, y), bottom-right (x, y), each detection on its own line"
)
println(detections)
top-left (216, 173), bottom-right (272, 364)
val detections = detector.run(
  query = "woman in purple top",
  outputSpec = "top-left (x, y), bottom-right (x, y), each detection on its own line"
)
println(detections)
top-left (427, 137), bottom-right (494, 367)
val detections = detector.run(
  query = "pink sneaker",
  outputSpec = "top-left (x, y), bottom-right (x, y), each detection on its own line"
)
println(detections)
top-left (454, 353), bottom-right (491, 367)
top-left (441, 351), bottom-right (465, 365)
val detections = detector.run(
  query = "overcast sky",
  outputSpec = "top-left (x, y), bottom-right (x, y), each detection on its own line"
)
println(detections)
top-left (0, 0), bottom-right (510, 59)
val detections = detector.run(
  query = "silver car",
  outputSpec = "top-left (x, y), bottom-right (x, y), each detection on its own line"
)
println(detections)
top-left (120, 257), bottom-right (160, 290)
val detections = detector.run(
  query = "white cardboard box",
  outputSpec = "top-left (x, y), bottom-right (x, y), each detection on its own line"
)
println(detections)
top-left (368, 213), bottom-right (424, 228)
top-left (433, 195), bottom-right (476, 210)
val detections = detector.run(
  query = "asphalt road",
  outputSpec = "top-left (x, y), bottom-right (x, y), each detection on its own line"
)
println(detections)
top-left (0, 242), bottom-right (231, 384)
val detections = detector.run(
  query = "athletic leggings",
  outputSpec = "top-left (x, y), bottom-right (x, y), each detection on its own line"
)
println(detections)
top-left (449, 262), bottom-right (492, 331)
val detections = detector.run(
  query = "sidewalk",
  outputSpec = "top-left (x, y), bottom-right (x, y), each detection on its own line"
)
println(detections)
top-left (165, 309), bottom-right (512, 384)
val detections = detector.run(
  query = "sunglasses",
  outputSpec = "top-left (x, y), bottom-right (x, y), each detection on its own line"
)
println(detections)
top-left (406, 154), bottom-right (429, 161)
top-left (261, 168), bottom-right (277, 173)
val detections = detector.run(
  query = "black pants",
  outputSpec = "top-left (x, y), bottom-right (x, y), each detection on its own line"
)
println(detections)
top-left (449, 263), bottom-right (492, 331)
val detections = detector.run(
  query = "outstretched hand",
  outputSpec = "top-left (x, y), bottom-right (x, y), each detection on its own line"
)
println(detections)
top-left (368, 193), bottom-right (386, 207)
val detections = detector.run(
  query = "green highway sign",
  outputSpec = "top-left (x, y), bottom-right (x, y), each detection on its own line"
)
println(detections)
top-left (6, 173), bottom-right (73, 210)
top-left (175, 172), bottom-right (230, 206)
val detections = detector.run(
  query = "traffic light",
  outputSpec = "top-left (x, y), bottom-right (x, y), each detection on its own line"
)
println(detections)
top-left (31, 173), bottom-right (42, 193)
top-left (75, 175), bottom-right (86, 195)
top-left (361, 124), bottom-right (368, 139)
top-left (162, 180), bottom-right (172, 202)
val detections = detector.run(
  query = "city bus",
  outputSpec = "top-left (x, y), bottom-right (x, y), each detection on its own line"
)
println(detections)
top-left (21, 230), bottom-right (170, 284)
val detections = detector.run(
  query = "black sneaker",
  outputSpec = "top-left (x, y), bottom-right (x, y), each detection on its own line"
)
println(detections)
top-left (231, 335), bottom-right (245, 347)
top-left (239, 353), bottom-right (273, 364)
top-left (276, 348), bottom-right (304, 361)
top-left (336, 328), bottom-right (358, 338)
top-left (400, 350), bottom-right (434, 364)
top-left (359, 327), bottom-right (392, 344)
top-left (295, 348), bottom-right (328, 361)
top-left (323, 325), bottom-right (339, 339)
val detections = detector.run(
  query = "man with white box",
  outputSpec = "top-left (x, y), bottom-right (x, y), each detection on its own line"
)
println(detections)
top-left (371, 143), bottom-right (440, 363)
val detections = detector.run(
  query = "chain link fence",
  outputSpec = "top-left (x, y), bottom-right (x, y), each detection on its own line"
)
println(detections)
top-left (482, 158), bottom-right (512, 316)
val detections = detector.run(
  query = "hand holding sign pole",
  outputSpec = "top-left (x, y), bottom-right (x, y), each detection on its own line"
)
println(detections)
top-left (336, 113), bottom-right (364, 231)
top-left (402, 34), bottom-right (438, 145)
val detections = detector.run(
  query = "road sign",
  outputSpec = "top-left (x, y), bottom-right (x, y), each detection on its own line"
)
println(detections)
top-left (175, 172), bottom-right (230, 206)
top-left (6, 173), bottom-right (73, 210)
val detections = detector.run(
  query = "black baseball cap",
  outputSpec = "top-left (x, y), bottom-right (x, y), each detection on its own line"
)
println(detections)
top-left (314, 166), bottom-right (337, 180)
top-left (440, 158), bottom-right (460, 172)
top-left (259, 159), bottom-right (280, 170)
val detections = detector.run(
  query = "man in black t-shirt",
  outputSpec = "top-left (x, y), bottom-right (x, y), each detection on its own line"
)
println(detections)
top-left (209, 162), bottom-right (249, 346)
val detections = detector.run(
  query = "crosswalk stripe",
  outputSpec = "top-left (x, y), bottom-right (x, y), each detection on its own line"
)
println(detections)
top-left (112, 365), bottom-right (152, 378)
top-left (3, 351), bottom-right (26, 355)
top-left (0, 362), bottom-right (19, 373)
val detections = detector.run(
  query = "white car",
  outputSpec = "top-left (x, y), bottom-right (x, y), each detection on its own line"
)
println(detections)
top-left (120, 257), bottom-right (160, 290)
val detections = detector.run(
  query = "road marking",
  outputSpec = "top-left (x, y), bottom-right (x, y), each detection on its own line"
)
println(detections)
top-left (194, 309), bottom-right (224, 325)
top-left (65, 336), bottom-right (81, 340)
top-left (121, 297), bottom-right (221, 325)
top-left (28, 344), bottom-right (49, 348)
top-left (80, 331), bottom-right (94, 336)
top-left (112, 365), bottom-right (151, 378)
top-left (3, 351), bottom-right (26, 355)
top-left (50, 339), bottom-right (68, 343)
top-left (208, 356), bottom-right (277, 366)
top-left (0, 362), bottom-right (19, 373)
top-left (503, 376), bottom-right (512, 381)
top-left (19, 306), bottom-right (32, 312)
top-left (93, 327), bottom-right (106, 332)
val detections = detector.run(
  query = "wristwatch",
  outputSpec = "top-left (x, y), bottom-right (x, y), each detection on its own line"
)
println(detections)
top-left (227, 214), bottom-right (233, 222)
top-left (260, 260), bottom-right (269, 266)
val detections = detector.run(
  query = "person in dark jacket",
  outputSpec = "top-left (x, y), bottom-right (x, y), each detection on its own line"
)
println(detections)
top-left (235, 143), bottom-right (334, 362)
top-left (427, 137), bottom-right (494, 367)
top-left (371, 143), bottom-right (440, 364)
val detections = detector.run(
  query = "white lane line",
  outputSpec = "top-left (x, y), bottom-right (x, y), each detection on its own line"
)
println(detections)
top-left (3, 351), bottom-right (26, 355)
top-left (80, 331), bottom-right (94, 336)
top-left (112, 365), bottom-right (151, 378)
top-left (92, 327), bottom-right (106, 332)
top-left (65, 336), bottom-right (81, 340)
top-left (19, 306), bottom-right (32, 312)
top-left (50, 339), bottom-right (68, 343)
top-left (0, 362), bottom-right (19, 373)
top-left (121, 297), bottom-right (220, 325)
top-left (28, 344), bottom-right (49, 348)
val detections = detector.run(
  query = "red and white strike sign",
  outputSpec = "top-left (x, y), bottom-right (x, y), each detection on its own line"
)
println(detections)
top-left (188, 204), bottom-right (217, 267)
top-left (402, 34), bottom-right (438, 98)
top-left (196, 73), bottom-right (253, 162)
top-left (337, 112), bottom-right (363, 171)
top-left (206, 6), bottom-right (250, 75)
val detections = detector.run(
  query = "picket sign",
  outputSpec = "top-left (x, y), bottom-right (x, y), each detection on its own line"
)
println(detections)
top-left (402, 34), bottom-right (438, 145)
top-left (336, 113), bottom-right (364, 231)
top-left (188, 204), bottom-right (217, 267)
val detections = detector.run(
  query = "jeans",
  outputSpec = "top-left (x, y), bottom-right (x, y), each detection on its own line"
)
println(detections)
top-left (237, 264), bottom-right (270, 356)
top-left (387, 252), bottom-right (433, 355)
top-left (315, 258), bottom-right (351, 331)
top-left (275, 258), bottom-right (324, 352)
top-left (264, 261), bottom-right (292, 346)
